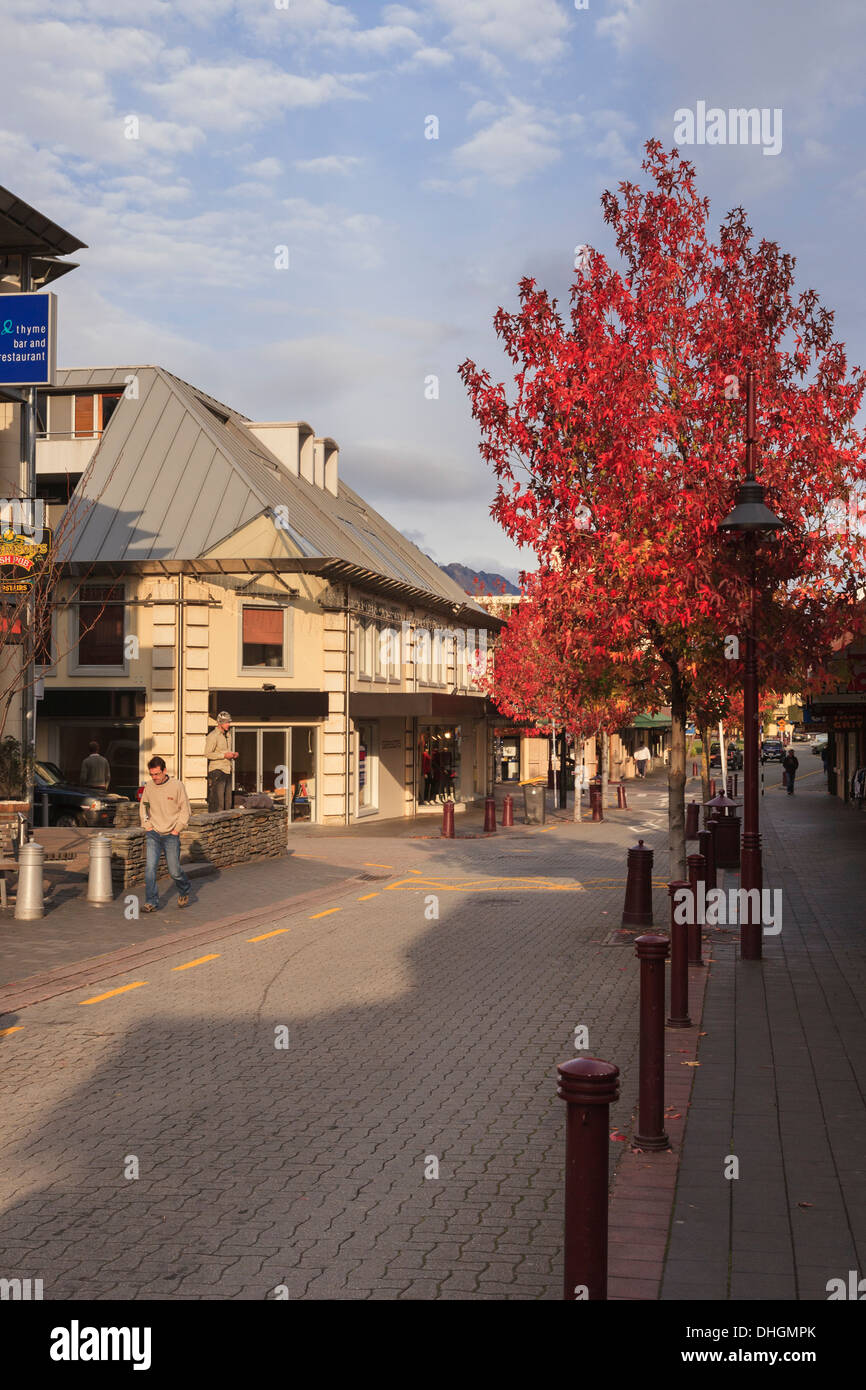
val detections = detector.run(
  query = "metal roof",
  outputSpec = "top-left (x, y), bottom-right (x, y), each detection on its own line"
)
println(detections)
top-left (0, 184), bottom-right (86, 256)
top-left (51, 365), bottom-right (490, 618)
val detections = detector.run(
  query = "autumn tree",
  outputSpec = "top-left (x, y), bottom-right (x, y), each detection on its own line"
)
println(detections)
top-left (460, 141), bottom-right (866, 876)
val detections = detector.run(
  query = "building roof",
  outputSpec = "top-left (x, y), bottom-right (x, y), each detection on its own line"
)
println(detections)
top-left (50, 365), bottom-right (491, 620)
top-left (0, 184), bottom-right (86, 257)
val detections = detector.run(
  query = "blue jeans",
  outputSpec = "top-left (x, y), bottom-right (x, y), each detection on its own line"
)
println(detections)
top-left (145, 830), bottom-right (191, 906)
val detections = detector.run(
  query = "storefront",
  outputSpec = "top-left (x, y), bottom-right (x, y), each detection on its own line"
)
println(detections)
top-left (232, 724), bottom-right (317, 822)
top-left (494, 731), bottom-right (521, 783)
top-left (418, 724), bottom-right (461, 803)
top-left (36, 687), bottom-right (144, 798)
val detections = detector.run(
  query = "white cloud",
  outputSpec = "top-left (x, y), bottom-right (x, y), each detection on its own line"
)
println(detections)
top-left (431, 0), bottom-right (570, 65)
top-left (396, 45), bottom-right (454, 72)
top-left (295, 155), bottom-right (364, 174)
top-left (246, 157), bottom-right (284, 179)
top-left (453, 100), bottom-right (563, 187)
top-left (141, 60), bottom-right (361, 131)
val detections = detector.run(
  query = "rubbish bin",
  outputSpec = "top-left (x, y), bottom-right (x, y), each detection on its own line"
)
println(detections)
top-left (523, 782), bottom-right (546, 825)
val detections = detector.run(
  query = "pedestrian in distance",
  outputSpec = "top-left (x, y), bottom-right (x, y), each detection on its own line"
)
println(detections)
top-left (79, 740), bottom-right (110, 791)
top-left (634, 743), bottom-right (651, 778)
top-left (782, 749), bottom-right (799, 795)
top-left (205, 711), bottom-right (238, 811)
top-left (139, 755), bottom-right (192, 911)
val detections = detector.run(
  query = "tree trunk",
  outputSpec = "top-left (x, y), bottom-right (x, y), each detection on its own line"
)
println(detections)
top-left (601, 729), bottom-right (610, 808)
top-left (699, 723), bottom-right (711, 811)
top-left (669, 669), bottom-right (687, 880)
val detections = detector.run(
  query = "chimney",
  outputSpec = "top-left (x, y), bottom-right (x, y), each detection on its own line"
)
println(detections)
top-left (243, 421), bottom-right (336, 494)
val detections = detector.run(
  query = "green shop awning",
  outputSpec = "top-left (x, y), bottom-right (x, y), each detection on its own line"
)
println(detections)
top-left (627, 712), bottom-right (672, 730)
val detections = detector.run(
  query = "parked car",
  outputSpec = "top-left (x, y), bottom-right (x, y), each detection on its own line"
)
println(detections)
top-left (811, 735), bottom-right (829, 755)
top-left (709, 743), bottom-right (744, 770)
top-left (31, 761), bottom-right (130, 828)
top-left (761, 739), bottom-right (784, 763)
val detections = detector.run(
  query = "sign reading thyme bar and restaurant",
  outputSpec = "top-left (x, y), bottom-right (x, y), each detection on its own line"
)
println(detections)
top-left (0, 529), bottom-right (52, 594)
top-left (0, 292), bottom-right (57, 385)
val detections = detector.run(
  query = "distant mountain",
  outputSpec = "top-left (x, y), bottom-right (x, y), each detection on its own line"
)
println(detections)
top-left (440, 563), bottom-right (520, 597)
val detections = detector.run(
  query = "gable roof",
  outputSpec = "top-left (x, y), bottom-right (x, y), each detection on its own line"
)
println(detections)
top-left (50, 366), bottom-right (488, 617)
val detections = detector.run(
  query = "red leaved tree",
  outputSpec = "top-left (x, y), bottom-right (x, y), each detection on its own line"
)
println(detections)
top-left (460, 141), bottom-right (866, 876)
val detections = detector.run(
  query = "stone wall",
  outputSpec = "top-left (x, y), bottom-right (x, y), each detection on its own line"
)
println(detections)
top-left (110, 806), bottom-right (288, 893)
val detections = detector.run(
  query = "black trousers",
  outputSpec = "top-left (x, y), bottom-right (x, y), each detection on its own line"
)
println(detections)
top-left (208, 769), bottom-right (232, 811)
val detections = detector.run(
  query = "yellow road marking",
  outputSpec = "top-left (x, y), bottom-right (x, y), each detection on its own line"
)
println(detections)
top-left (364, 862), bottom-right (393, 869)
top-left (247, 928), bottom-right (289, 942)
top-left (0, 1026), bottom-right (22, 1036)
top-left (311, 908), bottom-right (341, 918)
top-left (172, 954), bottom-right (220, 971)
top-left (358, 893), bottom-right (379, 901)
top-left (80, 982), bottom-right (146, 1005)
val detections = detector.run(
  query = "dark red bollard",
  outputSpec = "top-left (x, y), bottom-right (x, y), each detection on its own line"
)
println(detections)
top-left (616, 783), bottom-right (628, 810)
top-left (634, 934), bottom-right (670, 1150)
top-left (483, 796), bottom-right (497, 833)
top-left (589, 784), bottom-right (604, 822)
top-left (686, 852), bottom-right (705, 965)
top-left (441, 801), bottom-right (455, 838)
top-left (667, 881), bottom-right (692, 1028)
top-left (692, 760), bottom-right (699, 778)
top-left (709, 777), bottom-right (717, 799)
top-left (557, 1057), bottom-right (620, 1300)
top-left (713, 812), bottom-right (740, 869)
top-left (685, 800), bottom-right (699, 839)
top-left (622, 839), bottom-right (654, 927)
top-left (501, 794), bottom-right (514, 828)
top-left (697, 828), bottom-right (716, 893)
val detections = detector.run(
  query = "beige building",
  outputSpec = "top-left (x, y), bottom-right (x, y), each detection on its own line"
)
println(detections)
top-left (0, 365), bottom-right (500, 823)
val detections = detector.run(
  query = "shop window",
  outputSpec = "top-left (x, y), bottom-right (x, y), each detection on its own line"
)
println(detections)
top-left (242, 605), bottom-right (284, 668)
top-left (358, 619), bottom-right (375, 680)
top-left (357, 721), bottom-right (377, 812)
top-left (76, 583), bottom-right (124, 668)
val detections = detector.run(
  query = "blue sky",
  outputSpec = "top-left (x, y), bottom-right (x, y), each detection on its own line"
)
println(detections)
top-left (3, 0), bottom-right (866, 581)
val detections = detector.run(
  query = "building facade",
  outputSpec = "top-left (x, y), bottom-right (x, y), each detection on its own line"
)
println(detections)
top-left (2, 365), bottom-right (500, 822)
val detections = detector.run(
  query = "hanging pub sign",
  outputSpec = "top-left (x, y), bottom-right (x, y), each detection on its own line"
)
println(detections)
top-left (0, 292), bottom-right (57, 385)
top-left (0, 528), bottom-right (52, 594)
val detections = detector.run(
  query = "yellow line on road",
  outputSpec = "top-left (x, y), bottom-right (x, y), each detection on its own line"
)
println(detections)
top-left (172, 954), bottom-right (220, 971)
top-left (0, 1026), bottom-right (22, 1036)
top-left (364, 862), bottom-right (393, 869)
top-left (80, 982), bottom-right (146, 1005)
top-left (247, 928), bottom-right (289, 942)
top-left (358, 893), bottom-right (379, 901)
top-left (311, 908), bottom-right (341, 918)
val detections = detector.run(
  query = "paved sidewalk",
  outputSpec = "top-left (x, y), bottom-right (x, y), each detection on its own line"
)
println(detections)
top-left (661, 769), bottom-right (866, 1300)
top-left (0, 779), bottom-right (673, 1299)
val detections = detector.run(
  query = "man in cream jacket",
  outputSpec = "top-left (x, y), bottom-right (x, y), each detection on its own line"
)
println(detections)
top-left (139, 755), bottom-right (192, 911)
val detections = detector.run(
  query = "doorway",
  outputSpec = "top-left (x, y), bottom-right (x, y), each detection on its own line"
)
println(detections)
top-left (232, 725), bottom-right (317, 822)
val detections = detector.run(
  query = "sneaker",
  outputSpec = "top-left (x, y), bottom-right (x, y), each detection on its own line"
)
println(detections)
top-left (177, 894), bottom-right (190, 908)
top-left (143, 902), bottom-right (159, 913)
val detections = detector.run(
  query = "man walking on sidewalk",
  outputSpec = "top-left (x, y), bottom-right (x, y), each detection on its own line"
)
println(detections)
top-left (205, 711), bottom-right (238, 811)
top-left (782, 748), bottom-right (799, 795)
top-left (140, 756), bottom-right (192, 912)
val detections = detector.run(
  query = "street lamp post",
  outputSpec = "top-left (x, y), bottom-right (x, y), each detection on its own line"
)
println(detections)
top-left (719, 370), bottom-right (784, 961)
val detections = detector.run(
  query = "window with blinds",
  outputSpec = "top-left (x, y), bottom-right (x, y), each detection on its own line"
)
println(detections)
top-left (242, 606), bottom-right (284, 667)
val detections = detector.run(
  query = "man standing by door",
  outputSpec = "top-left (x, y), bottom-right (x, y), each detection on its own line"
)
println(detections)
top-left (205, 711), bottom-right (238, 811)
top-left (80, 740), bottom-right (110, 791)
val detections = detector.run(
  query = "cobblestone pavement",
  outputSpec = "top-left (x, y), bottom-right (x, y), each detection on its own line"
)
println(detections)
top-left (662, 768), bottom-right (866, 1301)
top-left (0, 781), bottom-right (671, 1300)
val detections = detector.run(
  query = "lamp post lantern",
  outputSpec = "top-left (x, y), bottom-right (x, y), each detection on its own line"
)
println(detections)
top-left (719, 370), bottom-right (784, 960)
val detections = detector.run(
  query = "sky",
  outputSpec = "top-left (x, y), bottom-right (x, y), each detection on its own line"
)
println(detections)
top-left (3, 0), bottom-right (866, 583)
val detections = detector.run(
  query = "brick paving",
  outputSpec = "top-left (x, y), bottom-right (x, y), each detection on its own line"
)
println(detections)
top-left (661, 767), bottom-right (866, 1301)
top-left (0, 779), bottom-right (672, 1299)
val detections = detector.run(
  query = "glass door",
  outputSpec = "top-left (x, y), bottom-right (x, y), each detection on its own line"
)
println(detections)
top-left (233, 729), bottom-right (258, 804)
top-left (291, 726), bottom-right (316, 822)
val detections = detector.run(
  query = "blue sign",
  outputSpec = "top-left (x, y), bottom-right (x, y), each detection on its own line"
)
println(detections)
top-left (0, 293), bottom-right (57, 385)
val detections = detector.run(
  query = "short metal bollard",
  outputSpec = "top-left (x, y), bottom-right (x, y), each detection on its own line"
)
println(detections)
top-left (87, 834), bottom-right (114, 905)
top-left (622, 838), bottom-right (654, 927)
top-left (557, 1056), bottom-right (620, 1300)
top-left (501, 794), bottom-right (514, 828)
top-left (14, 841), bottom-right (45, 920)
top-left (697, 827), bottom-right (716, 893)
top-left (483, 796), bottom-right (497, 833)
top-left (616, 782), bottom-right (628, 810)
top-left (667, 881), bottom-right (692, 1028)
top-left (441, 802), bottom-right (455, 838)
top-left (686, 852), bottom-right (705, 965)
top-left (634, 934), bottom-right (671, 1150)
top-left (685, 800), bottom-right (699, 839)
top-left (589, 784), bottom-right (604, 822)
